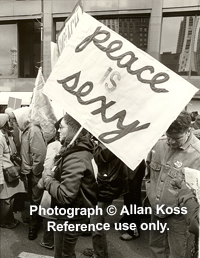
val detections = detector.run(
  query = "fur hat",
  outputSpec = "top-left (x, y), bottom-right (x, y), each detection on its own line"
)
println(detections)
top-left (0, 114), bottom-right (9, 128)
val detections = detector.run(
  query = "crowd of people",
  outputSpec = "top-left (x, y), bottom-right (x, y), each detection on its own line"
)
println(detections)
top-left (0, 106), bottom-right (199, 258)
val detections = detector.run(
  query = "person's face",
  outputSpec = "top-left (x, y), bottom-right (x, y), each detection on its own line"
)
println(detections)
top-left (10, 117), bottom-right (18, 127)
top-left (166, 130), bottom-right (190, 149)
top-left (59, 119), bottom-right (75, 143)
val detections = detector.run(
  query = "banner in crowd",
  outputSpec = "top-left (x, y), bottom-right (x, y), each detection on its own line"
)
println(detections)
top-left (57, 0), bottom-right (83, 55)
top-left (31, 68), bottom-right (58, 143)
top-left (51, 42), bottom-right (59, 69)
top-left (43, 13), bottom-right (198, 170)
top-left (184, 167), bottom-right (200, 203)
top-left (7, 97), bottom-right (22, 109)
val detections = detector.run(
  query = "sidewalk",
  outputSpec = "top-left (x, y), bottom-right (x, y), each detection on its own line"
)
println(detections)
top-left (1, 198), bottom-right (151, 258)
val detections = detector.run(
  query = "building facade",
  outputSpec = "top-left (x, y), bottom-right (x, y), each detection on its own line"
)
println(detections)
top-left (0, 0), bottom-right (200, 113)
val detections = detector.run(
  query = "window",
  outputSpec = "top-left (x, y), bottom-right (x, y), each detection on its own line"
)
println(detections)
top-left (160, 15), bottom-right (200, 77)
top-left (55, 16), bottom-right (150, 53)
top-left (18, 20), bottom-right (41, 78)
top-left (56, 21), bottom-right (64, 41)
top-left (119, 17), bottom-right (149, 52)
top-left (0, 24), bottom-right (17, 78)
top-left (0, 20), bottom-right (41, 79)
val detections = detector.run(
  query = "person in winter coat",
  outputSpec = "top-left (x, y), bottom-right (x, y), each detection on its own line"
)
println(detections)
top-left (5, 107), bottom-right (26, 213)
top-left (0, 114), bottom-right (26, 229)
top-left (83, 141), bottom-right (129, 258)
top-left (171, 178), bottom-right (199, 258)
top-left (119, 160), bottom-right (146, 241)
top-left (12, 107), bottom-right (47, 240)
top-left (37, 119), bottom-right (62, 250)
top-left (42, 113), bottom-right (98, 258)
top-left (4, 107), bottom-right (21, 153)
top-left (145, 110), bottom-right (200, 258)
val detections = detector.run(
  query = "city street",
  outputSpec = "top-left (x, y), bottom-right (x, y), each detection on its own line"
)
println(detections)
top-left (0, 198), bottom-right (151, 258)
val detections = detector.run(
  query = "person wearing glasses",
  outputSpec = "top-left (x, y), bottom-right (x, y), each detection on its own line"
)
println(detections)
top-left (145, 110), bottom-right (200, 258)
top-left (42, 113), bottom-right (98, 258)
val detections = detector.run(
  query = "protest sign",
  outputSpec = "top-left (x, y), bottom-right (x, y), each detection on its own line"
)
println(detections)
top-left (7, 96), bottom-right (22, 109)
top-left (184, 167), bottom-right (200, 203)
top-left (51, 42), bottom-right (59, 69)
top-left (57, 0), bottom-right (83, 55)
top-left (43, 13), bottom-right (198, 170)
top-left (31, 68), bottom-right (57, 143)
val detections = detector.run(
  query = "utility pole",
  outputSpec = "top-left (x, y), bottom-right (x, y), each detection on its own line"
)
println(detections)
top-left (41, 0), bottom-right (44, 71)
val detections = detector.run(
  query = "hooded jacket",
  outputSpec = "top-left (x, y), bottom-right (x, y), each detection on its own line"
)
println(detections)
top-left (0, 130), bottom-right (14, 184)
top-left (46, 135), bottom-right (98, 220)
top-left (13, 107), bottom-right (47, 175)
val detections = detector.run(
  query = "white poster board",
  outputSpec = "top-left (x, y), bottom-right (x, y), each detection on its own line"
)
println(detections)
top-left (43, 13), bottom-right (198, 171)
top-left (184, 167), bottom-right (200, 203)
top-left (57, 0), bottom-right (83, 55)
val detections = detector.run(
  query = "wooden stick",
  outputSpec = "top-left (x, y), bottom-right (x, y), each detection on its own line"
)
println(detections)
top-left (68, 126), bottom-right (83, 147)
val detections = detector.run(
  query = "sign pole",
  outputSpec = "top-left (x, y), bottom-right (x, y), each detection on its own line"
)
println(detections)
top-left (41, 0), bottom-right (44, 71)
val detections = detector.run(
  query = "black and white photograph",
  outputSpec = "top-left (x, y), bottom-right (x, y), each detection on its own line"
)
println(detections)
top-left (0, 1), bottom-right (199, 258)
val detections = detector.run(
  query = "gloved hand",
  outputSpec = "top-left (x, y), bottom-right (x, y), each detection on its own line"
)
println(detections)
top-left (171, 178), bottom-right (184, 189)
top-left (42, 173), bottom-right (53, 191)
top-left (37, 177), bottom-right (45, 189)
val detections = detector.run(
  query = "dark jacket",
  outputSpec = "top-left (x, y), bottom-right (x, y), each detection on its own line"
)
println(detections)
top-left (94, 143), bottom-right (129, 202)
top-left (180, 192), bottom-right (199, 237)
top-left (47, 135), bottom-right (98, 220)
top-left (180, 192), bottom-right (199, 258)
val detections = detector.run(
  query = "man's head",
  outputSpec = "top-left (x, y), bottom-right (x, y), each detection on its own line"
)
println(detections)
top-left (4, 107), bottom-right (17, 129)
top-left (166, 111), bottom-right (191, 148)
top-left (12, 107), bottom-right (31, 131)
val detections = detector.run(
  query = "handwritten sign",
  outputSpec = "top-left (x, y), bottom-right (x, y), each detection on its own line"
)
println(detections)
top-left (57, 0), bottom-right (83, 55)
top-left (184, 167), bottom-right (200, 203)
top-left (43, 13), bottom-right (198, 170)
top-left (7, 97), bottom-right (22, 109)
